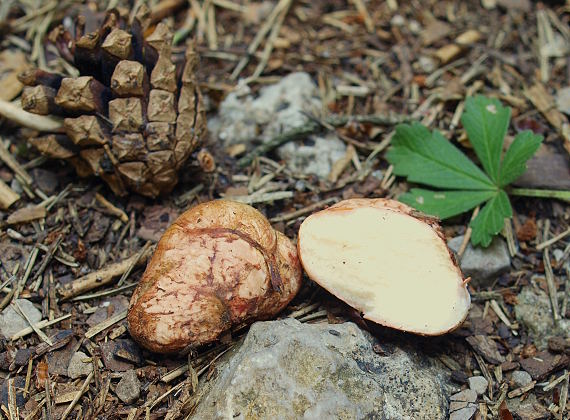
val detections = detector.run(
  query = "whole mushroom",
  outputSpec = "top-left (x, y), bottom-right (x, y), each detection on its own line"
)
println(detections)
top-left (128, 200), bottom-right (302, 353)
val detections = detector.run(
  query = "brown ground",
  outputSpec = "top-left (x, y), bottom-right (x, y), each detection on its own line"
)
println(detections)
top-left (0, 0), bottom-right (568, 419)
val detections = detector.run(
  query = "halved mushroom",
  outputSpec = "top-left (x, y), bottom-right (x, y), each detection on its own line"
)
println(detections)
top-left (298, 198), bottom-right (470, 335)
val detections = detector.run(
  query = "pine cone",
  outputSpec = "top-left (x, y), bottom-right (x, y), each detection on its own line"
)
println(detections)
top-left (19, 8), bottom-right (206, 197)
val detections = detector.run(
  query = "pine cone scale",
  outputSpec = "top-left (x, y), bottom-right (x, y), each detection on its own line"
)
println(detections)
top-left (19, 7), bottom-right (206, 197)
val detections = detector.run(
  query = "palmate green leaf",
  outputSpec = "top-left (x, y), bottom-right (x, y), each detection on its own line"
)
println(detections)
top-left (399, 189), bottom-right (496, 219)
top-left (386, 123), bottom-right (494, 190)
top-left (470, 190), bottom-right (513, 247)
top-left (499, 130), bottom-right (543, 187)
top-left (461, 96), bottom-right (511, 184)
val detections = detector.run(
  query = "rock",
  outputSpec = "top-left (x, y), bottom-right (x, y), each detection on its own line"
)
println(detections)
top-left (31, 168), bottom-right (59, 195)
top-left (0, 299), bottom-right (42, 338)
top-left (556, 86), bottom-right (570, 115)
top-left (449, 389), bottom-right (477, 420)
top-left (448, 236), bottom-right (510, 288)
top-left (547, 336), bottom-right (569, 353)
top-left (506, 393), bottom-right (549, 420)
top-left (86, 296), bottom-right (130, 327)
top-left (514, 287), bottom-right (570, 349)
top-left (67, 351), bottom-right (93, 379)
top-left (276, 133), bottom-right (347, 179)
top-left (209, 72), bottom-right (346, 179)
top-left (511, 370), bottom-right (532, 388)
top-left (513, 144), bottom-right (570, 190)
top-left (466, 335), bottom-right (505, 365)
top-left (467, 376), bottom-right (488, 395)
top-left (519, 351), bottom-right (569, 381)
top-left (115, 369), bottom-right (141, 404)
top-left (552, 248), bottom-right (564, 262)
top-left (192, 318), bottom-right (453, 419)
top-left (100, 339), bottom-right (142, 372)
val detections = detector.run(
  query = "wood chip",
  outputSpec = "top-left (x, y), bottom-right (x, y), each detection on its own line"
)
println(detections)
top-left (507, 380), bottom-right (536, 398)
top-left (7, 205), bottom-right (46, 224)
top-left (524, 83), bottom-right (567, 132)
top-left (0, 180), bottom-right (20, 210)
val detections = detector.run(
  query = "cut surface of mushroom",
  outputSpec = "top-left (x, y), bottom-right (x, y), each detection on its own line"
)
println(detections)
top-left (298, 198), bottom-right (470, 335)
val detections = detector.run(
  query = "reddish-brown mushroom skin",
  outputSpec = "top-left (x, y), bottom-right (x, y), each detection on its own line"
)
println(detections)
top-left (128, 200), bottom-right (302, 353)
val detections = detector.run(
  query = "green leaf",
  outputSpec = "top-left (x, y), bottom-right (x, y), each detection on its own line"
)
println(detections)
top-left (399, 189), bottom-right (496, 220)
top-left (470, 190), bottom-right (512, 247)
top-left (499, 130), bottom-right (542, 187)
top-left (461, 96), bottom-right (511, 184)
top-left (386, 123), bottom-right (495, 190)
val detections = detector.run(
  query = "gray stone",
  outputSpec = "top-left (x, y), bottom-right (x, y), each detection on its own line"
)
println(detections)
top-left (448, 236), bottom-right (510, 288)
top-left (514, 287), bottom-right (570, 350)
top-left (191, 318), bottom-right (452, 420)
top-left (0, 299), bottom-right (42, 338)
top-left (67, 351), bottom-right (93, 379)
top-left (208, 72), bottom-right (346, 179)
top-left (276, 132), bottom-right (347, 179)
top-left (467, 376), bottom-right (488, 395)
top-left (513, 144), bottom-right (570, 190)
top-left (115, 369), bottom-right (140, 404)
top-left (506, 393), bottom-right (549, 419)
top-left (449, 389), bottom-right (477, 420)
top-left (552, 248), bottom-right (564, 262)
top-left (511, 370), bottom-right (533, 388)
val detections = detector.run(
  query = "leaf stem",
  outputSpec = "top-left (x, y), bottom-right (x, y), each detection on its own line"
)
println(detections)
top-left (509, 188), bottom-right (570, 202)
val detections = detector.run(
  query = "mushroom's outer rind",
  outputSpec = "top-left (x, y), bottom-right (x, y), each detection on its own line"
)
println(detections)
top-left (128, 200), bottom-right (302, 353)
top-left (297, 198), bottom-right (470, 337)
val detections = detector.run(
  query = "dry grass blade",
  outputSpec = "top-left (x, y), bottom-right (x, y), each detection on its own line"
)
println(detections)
top-left (0, 137), bottom-right (34, 185)
top-left (13, 300), bottom-right (52, 345)
top-left (84, 309), bottom-right (127, 339)
top-left (542, 221), bottom-right (561, 322)
top-left (61, 371), bottom-right (94, 420)
top-left (536, 227), bottom-right (570, 250)
top-left (559, 370), bottom-right (568, 420)
top-left (58, 246), bottom-right (154, 300)
top-left (231, 0), bottom-right (292, 80)
top-left (95, 193), bottom-right (129, 223)
top-left (270, 198), bottom-right (338, 223)
top-left (11, 314), bottom-right (72, 340)
top-left (0, 99), bottom-right (63, 132)
top-left (458, 206), bottom-right (480, 258)
top-left (248, 0), bottom-right (291, 81)
top-left (117, 241), bottom-right (152, 287)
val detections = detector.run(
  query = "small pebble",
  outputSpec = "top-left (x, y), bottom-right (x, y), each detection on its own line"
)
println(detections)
top-left (511, 370), bottom-right (532, 388)
top-left (67, 351), bottom-right (93, 379)
top-left (449, 389), bottom-right (477, 420)
top-left (468, 376), bottom-right (488, 396)
top-left (115, 369), bottom-right (141, 404)
top-left (391, 15), bottom-right (405, 26)
top-left (0, 299), bottom-right (42, 338)
top-left (547, 336), bottom-right (568, 353)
